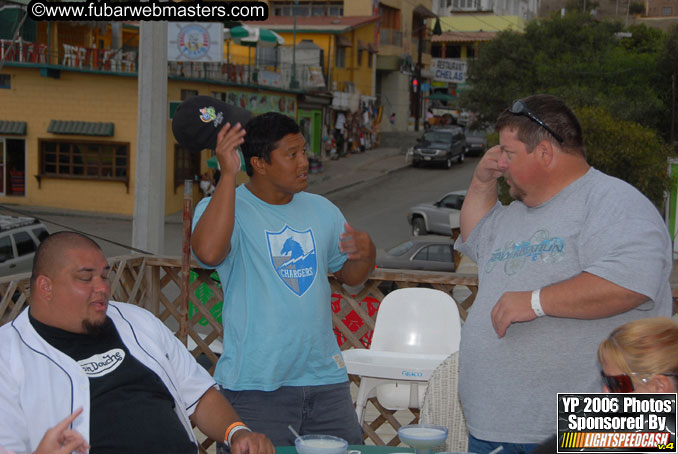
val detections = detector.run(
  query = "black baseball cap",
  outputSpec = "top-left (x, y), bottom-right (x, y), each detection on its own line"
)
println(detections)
top-left (172, 95), bottom-right (252, 152)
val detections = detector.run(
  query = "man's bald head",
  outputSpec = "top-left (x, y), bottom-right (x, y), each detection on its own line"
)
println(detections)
top-left (30, 231), bottom-right (102, 290)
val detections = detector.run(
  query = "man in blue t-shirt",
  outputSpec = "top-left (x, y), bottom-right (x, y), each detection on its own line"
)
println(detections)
top-left (192, 111), bottom-right (376, 448)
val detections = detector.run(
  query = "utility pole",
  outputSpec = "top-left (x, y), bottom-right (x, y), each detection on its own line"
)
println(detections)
top-left (672, 69), bottom-right (676, 150)
top-left (133, 21), bottom-right (167, 255)
top-left (290, 0), bottom-right (299, 89)
top-left (414, 24), bottom-right (424, 132)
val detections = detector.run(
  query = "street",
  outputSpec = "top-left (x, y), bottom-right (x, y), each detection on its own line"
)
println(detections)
top-left (0, 156), bottom-right (477, 271)
top-left (327, 157), bottom-right (477, 251)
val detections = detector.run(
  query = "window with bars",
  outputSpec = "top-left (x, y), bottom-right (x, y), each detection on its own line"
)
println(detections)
top-left (379, 4), bottom-right (401, 29)
top-left (181, 89), bottom-right (198, 100)
top-left (256, 46), bottom-right (279, 66)
top-left (272, 1), bottom-right (343, 16)
top-left (39, 140), bottom-right (129, 181)
top-left (174, 144), bottom-right (201, 190)
top-left (335, 46), bottom-right (346, 68)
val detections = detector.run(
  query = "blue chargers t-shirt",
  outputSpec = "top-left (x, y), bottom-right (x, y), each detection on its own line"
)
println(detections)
top-left (193, 184), bottom-right (349, 391)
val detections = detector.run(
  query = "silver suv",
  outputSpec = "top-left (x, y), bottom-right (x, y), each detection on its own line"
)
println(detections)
top-left (407, 190), bottom-right (466, 236)
top-left (0, 216), bottom-right (50, 276)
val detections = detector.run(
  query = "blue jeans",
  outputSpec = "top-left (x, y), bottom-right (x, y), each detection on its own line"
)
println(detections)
top-left (217, 381), bottom-right (363, 453)
top-left (468, 433), bottom-right (539, 454)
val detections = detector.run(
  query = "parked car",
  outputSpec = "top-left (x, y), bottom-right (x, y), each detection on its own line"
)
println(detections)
top-left (409, 126), bottom-right (466, 169)
top-left (407, 190), bottom-right (466, 236)
top-left (457, 110), bottom-right (471, 126)
top-left (0, 216), bottom-right (50, 276)
top-left (464, 128), bottom-right (488, 156)
top-left (376, 236), bottom-right (456, 272)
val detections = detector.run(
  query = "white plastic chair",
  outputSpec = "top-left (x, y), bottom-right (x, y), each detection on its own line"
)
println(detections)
top-left (420, 351), bottom-right (469, 452)
top-left (342, 287), bottom-right (461, 423)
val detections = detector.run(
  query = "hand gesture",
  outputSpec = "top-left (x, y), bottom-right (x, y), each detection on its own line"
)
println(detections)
top-left (339, 223), bottom-right (374, 261)
top-left (490, 290), bottom-right (538, 338)
top-left (474, 145), bottom-right (505, 184)
top-left (35, 408), bottom-right (90, 454)
top-left (230, 430), bottom-right (275, 454)
top-left (216, 122), bottom-right (247, 178)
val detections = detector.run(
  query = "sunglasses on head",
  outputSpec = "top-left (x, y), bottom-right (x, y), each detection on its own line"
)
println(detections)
top-left (601, 370), bottom-right (678, 393)
top-left (508, 99), bottom-right (564, 144)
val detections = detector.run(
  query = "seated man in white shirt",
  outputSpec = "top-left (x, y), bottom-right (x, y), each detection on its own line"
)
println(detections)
top-left (0, 231), bottom-right (274, 454)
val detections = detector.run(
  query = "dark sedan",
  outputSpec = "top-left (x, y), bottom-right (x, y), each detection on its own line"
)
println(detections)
top-left (410, 126), bottom-right (466, 169)
top-left (375, 236), bottom-right (456, 272)
top-left (464, 128), bottom-right (488, 156)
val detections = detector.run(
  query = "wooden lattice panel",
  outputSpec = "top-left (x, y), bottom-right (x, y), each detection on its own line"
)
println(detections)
top-left (2, 256), bottom-right (677, 452)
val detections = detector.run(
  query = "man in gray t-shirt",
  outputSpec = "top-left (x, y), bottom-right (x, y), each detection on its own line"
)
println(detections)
top-left (456, 94), bottom-right (672, 454)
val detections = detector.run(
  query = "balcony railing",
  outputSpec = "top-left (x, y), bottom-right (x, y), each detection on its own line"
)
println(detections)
top-left (1, 39), bottom-right (324, 90)
top-left (3, 255), bottom-right (674, 451)
top-left (0, 39), bottom-right (137, 72)
top-left (379, 28), bottom-right (403, 47)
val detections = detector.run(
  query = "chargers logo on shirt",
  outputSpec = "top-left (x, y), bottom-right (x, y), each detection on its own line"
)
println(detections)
top-left (266, 225), bottom-right (318, 296)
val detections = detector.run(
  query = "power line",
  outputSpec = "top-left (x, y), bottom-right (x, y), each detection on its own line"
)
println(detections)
top-left (0, 204), bottom-right (153, 255)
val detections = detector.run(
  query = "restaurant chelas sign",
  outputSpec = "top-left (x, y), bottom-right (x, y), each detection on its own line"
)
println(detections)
top-left (431, 58), bottom-right (467, 84)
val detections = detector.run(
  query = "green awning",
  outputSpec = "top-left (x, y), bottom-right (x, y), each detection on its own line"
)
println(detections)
top-left (48, 120), bottom-right (114, 136)
top-left (426, 93), bottom-right (456, 101)
top-left (0, 121), bottom-right (27, 135)
top-left (207, 155), bottom-right (219, 169)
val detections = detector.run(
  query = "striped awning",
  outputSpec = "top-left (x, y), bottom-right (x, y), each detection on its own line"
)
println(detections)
top-left (0, 121), bottom-right (27, 135)
top-left (47, 120), bottom-right (114, 136)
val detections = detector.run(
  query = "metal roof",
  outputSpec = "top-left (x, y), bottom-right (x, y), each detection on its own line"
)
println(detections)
top-left (243, 16), bottom-right (379, 33)
top-left (47, 120), bottom-right (114, 136)
top-left (0, 120), bottom-right (27, 135)
top-left (431, 31), bottom-right (498, 43)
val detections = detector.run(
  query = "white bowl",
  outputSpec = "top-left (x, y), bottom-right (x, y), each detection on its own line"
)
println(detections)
top-left (397, 424), bottom-right (449, 448)
top-left (295, 435), bottom-right (349, 454)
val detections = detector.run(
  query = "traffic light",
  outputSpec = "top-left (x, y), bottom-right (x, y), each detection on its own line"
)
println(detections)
top-left (412, 78), bottom-right (419, 93)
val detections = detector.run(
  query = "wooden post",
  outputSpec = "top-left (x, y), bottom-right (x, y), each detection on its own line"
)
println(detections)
top-left (178, 180), bottom-right (193, 346)
top-left (451, 227), bottom-right (461, 271)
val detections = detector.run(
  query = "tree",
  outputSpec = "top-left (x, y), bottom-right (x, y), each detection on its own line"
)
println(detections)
top-left (578, 106), bottom-right (671, 208)
top-left (654, 25), bottom-right (678, 146)
top-left (461, 13), bottom-right (669, 138)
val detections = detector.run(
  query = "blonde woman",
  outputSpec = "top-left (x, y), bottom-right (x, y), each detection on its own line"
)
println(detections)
top-left (598, 317), bottom-right (678, 393)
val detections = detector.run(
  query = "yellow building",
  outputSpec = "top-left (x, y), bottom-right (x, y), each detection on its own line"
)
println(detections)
top-left (433, 14), bottom-right (525, 59)
top-left (244, 16), bottom-right (379, 96)
top-left (0, 21), bottom-right (300, 216)
top-left (253, 0), bottom-right (437, 132)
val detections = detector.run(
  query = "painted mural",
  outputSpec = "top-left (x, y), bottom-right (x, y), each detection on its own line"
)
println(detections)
top-left (223, 90), bottom-right (296, 117)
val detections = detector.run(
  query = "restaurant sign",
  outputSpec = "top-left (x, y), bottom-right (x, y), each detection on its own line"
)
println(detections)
top-left (431, 59), bottom-right (467, 84)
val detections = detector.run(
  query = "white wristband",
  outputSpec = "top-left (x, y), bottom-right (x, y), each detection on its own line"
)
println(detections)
top-left (227, 425), bottom-right (252, 447)
top-left (531, 288), bottom-right (545, 317)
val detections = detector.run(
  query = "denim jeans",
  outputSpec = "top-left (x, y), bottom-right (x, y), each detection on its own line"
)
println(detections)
top-left (468, 433), bottom-right (539, 454)
top-left (216, 381), bottom-right (363, 453)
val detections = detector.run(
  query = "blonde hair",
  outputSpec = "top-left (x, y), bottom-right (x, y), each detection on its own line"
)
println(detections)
top-left (598, 317), bottom-right (678, 377)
